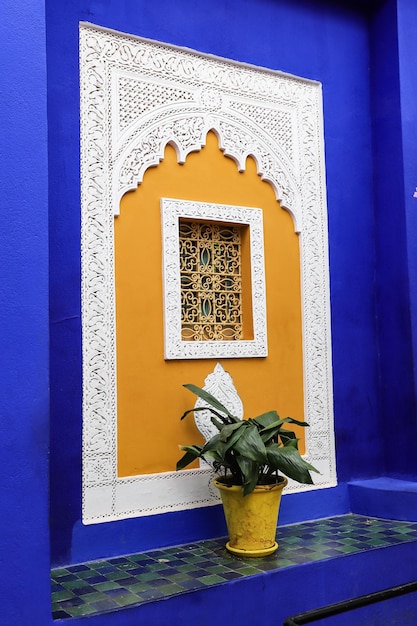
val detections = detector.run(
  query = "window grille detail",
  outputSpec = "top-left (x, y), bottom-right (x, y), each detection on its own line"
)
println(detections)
top-left (161, 198), bottom-right (267, 360)
top-left (180, 221), bottom-right (243, 341)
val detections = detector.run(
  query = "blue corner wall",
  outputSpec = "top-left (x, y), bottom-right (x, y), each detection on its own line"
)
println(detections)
top-left (398, 0), bottom-right (417, 448)
top-left (0, 0), bottom-right (51, 624)
top-left (370, 0), bottom-right (417, 479)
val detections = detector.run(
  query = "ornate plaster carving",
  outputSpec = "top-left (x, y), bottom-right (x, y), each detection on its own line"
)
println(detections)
top-left (193, 363), bottom-right (244, 449)
top-left (161, 198), bottom-right (267, 359)
top-left (80, 23), bottom-right (336, 523)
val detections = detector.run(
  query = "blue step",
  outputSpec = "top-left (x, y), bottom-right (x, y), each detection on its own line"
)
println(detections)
top-left (349, 477), bottom-right (417, 521)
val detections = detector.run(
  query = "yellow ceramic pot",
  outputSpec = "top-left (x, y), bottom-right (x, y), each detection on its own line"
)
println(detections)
top-left (214, 477), bottom-right (288, 557)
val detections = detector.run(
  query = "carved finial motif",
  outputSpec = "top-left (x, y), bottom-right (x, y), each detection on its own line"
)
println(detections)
top-left (194, 363), bottom-right (243, 445)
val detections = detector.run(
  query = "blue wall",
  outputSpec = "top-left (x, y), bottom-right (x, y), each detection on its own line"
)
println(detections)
top-left (370, 0), bottom-right (417, 478)
top-left (0, 0), bottom-right (51, 623)
top-left (398, 0), bottom-right (417, 456)
top-left (3, 0), bottom-right (417, 623)
top-left (47, 0), bottom-right (387, 567)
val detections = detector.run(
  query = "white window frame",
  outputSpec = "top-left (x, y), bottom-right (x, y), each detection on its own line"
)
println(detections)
top-left (161, 198), bottom-right (267, 360)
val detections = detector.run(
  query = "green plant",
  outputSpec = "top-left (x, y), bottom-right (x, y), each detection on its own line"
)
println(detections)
top-left (177, 383), bottom-right (319, 496)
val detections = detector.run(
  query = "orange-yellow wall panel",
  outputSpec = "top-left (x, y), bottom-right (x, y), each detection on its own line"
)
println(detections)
top-left (115, 132), bottom-right (304, 476)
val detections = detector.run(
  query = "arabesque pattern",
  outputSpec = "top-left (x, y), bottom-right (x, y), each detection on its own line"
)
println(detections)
top-left (180, 221), bottom-right (243, 342)
top-left (80, 24), bottom-right (335, 523)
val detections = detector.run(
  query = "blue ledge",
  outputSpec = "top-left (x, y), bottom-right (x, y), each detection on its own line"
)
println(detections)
top-left (52, 515), bottom-right (417, 626)
top-left (349, 477), bottom-right (417, 521)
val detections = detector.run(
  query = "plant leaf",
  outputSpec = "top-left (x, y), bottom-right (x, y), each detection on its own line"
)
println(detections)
top-left (222, 424), bottom-right (247, 453)
top-left (183, 384), bottom-right (239, 422)
top-left (236, 457), bottom-right (259, 495)
top-left (266, 444), bottom-right (319, 484)
top-left (201, 433), bottom-right (223, 454)
top-left (282, 416), bottom-right (310, 428)
top-left (176, 445), bottom-right (203, 470)
top-left (205, 449), bottom-right (230, 468)
top-left (210, 415), bottom-right (226, 431)
top-left (180, 405), bottom-right (230, 425)
top-left (259, 418), bottom-right (287, 432)
top-left (278, 429), bottom-right (298, 446)
top-left (233, 423), bottom-right (267, 463)
top-left (258, 418), bottom-right (290, 444)
top-left (260, 424), bottom-right (284, 444)
top-left (253, 410), bottom-right (281, 428)
top-left (219, 421), bottom-right (246, 442)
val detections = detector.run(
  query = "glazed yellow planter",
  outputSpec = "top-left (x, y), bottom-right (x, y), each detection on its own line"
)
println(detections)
top-left (214, 477), bottom-right (288, 557)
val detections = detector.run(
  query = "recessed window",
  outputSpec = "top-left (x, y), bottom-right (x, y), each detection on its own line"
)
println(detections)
top-left (179, 220), bottom-right (243, 342)
top-left (161, 198), bottom-right (267, 360)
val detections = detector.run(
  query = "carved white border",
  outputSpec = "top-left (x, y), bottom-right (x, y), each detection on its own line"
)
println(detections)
top-left (80, 23), bottom-right (336, 523)
top-left (161, 199), bottom-right (267, 359)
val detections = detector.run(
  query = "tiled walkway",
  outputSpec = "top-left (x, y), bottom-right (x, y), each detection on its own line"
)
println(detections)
top-left (51, 514), bottom-right (417, 619)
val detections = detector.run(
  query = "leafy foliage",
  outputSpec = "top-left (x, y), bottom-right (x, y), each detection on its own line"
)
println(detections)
top-left (177, 383), bottom-right (319, 496)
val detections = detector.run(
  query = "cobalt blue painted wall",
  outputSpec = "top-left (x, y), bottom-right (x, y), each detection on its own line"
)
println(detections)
top-left (0, 0), bottom-right (51, 623)
top-left (47, 0), bottom-right (384, 566)
top-left (370, 0), bottom-right (417, 478)
top-left (397, 0), bottom-right (417, 458)
top-left (2, 0), bottom-right (417, 624)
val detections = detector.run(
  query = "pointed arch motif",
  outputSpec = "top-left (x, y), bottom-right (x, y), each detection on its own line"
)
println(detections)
top-left (80, 23), bottom-right (336, 523)
top-left (115, 115), bottom-right (300, 229)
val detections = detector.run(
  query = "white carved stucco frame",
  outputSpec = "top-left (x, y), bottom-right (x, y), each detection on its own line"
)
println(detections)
top-left (80, 23), bottom-right (336, 523)
top-left (161, 199), bottom-right (267, 359)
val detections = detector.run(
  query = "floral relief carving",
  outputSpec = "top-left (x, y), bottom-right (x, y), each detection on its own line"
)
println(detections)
top-left (80, 24), bottom-right (336, 523)
top-left (194, 363), bottom-right (244, 465)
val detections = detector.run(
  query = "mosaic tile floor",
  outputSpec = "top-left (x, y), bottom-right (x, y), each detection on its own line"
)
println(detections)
top-left (51, 514), bottom-right (417, 620)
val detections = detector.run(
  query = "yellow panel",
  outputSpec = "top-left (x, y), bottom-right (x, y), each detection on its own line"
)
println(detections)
top-left (115, 131), bottom-right (304, 476)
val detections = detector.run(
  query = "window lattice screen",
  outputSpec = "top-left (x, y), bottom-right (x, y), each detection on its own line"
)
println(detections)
top-left (179, 221), bottom-right (243, 341)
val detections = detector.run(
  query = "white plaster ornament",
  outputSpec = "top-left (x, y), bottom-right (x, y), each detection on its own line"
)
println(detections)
top-left (80, 24), bottom-right (336, 523)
